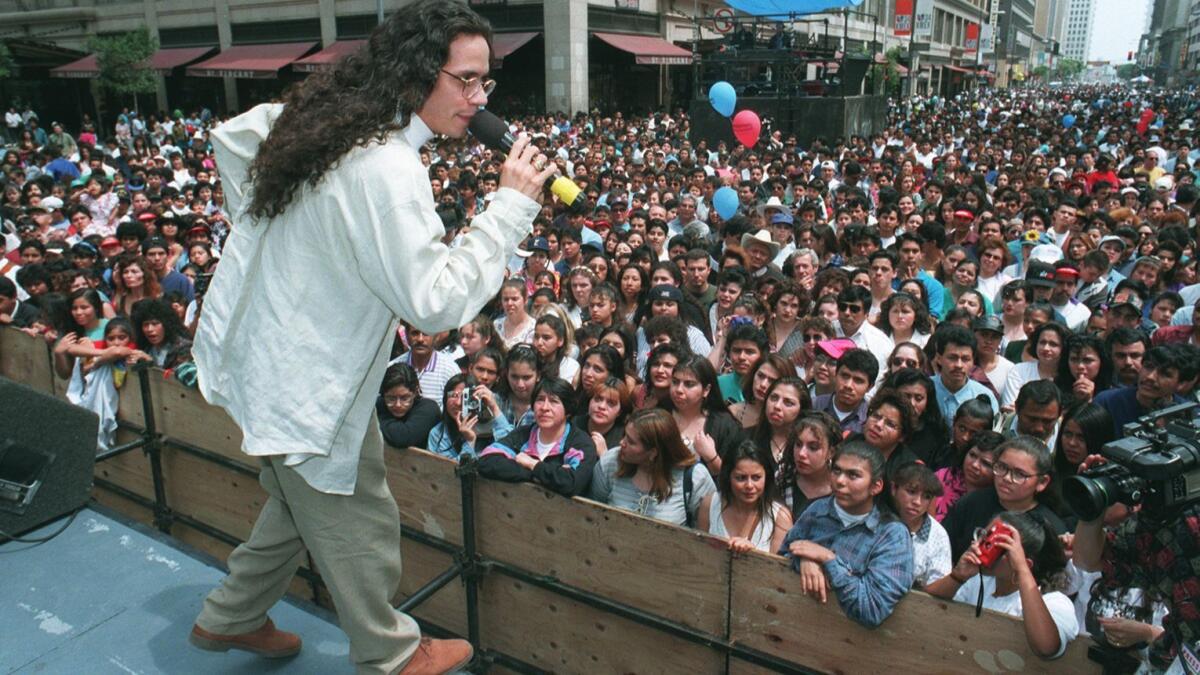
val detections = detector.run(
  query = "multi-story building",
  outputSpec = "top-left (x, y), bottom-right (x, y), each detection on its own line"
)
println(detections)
top-left (1061, 0), bottom-right (1096, 63)
top-left (995, 0), bottom-right (1038, 86)
top-left (1186, 0), bottom-right (1200, 73)
top-left (1139, 0), bottom-right (1194, 84)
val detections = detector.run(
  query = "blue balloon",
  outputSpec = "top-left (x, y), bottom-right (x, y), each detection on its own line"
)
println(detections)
top-left (709, 81), bottom-right (737, 118)
top-left (1062, 114), bottom-right (1076, 129)
top-left (713, 186), bottom-right (739, 220)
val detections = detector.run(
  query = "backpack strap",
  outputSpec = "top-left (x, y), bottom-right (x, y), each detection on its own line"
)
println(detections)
top-left (683, 463), bottom-right (695, 529)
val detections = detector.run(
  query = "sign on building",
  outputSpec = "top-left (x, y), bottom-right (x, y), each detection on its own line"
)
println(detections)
top-left (914, 0), bottom-right (933, 40)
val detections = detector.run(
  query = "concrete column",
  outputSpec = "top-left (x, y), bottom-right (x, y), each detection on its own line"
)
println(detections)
top-left (318, 0), bottom-right (337, 47)
top-left (543, 0), bottom-right (588, 114)
top-left (214, 0), bottom-right (237, 112)
top-left (143, 0), bottom-right (168, 113)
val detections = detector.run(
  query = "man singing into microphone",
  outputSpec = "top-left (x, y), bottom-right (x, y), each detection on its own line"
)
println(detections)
top-left (189, 2), bottom-right (555, 673)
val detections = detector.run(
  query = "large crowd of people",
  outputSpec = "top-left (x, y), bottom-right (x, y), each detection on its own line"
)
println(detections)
top-left (4, 79), bottom-right (1200, 668)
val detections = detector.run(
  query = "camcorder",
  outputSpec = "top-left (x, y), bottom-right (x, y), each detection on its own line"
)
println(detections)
top-left (1064, 402), bottom-right (1200, 522)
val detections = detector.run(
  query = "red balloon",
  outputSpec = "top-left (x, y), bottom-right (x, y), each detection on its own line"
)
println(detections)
top-left (732, 110), bottom-right (761, 148)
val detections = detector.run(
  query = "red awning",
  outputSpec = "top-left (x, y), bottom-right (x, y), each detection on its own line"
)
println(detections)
top-left (945, 64), bottom-right (974, 74)
top-left (492, 32), bottom-right (538, 61)
top-left (50, 54), bottom-right (98, 79)
top-left (186, 42), bottom-right (316, 78)
top-left (977, 69), bottom-right (996, 78)
top-left (593, 32), bottom-right (693, 65)
top-left (293, 40), bottom-right (364, 73)
top-left (148, 47), bottom-right (215, 74)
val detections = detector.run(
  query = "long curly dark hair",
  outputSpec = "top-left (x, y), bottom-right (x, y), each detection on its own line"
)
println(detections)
top-left (246, 0), bottom-right (492, 220)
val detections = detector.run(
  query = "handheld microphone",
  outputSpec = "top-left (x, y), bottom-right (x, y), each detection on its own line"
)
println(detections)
top-left (468, 109), bottom-right (584, 210)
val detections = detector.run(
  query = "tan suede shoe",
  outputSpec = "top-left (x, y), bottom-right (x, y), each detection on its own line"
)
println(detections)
top-left (189, 617), bottom-right (302, 658)
top-left (393, 637), bottom-right (473, 675)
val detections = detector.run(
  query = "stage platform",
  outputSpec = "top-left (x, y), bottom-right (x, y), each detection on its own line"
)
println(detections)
top-left (1, 506), bottom-right (354, 674)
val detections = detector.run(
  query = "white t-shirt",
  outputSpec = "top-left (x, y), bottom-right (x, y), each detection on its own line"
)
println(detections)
top-left (1001, 360), bottom-right (1042, 409)
top-left (953, 574), bottom-right (1078, 658)
top-left (983, 357), bottom-right (1015, 398)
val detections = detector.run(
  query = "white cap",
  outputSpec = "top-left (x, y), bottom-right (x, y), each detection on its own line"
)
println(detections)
top-left (1029, 244), bottom-right (1063, 264)
top-left (40, 196), bottom-right (64, 210)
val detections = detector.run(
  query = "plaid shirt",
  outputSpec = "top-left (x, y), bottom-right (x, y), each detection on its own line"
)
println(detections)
top-left (1101, 504), bottom-right (1200, 668)
top-left (780, 496), bottom-right (914, 628)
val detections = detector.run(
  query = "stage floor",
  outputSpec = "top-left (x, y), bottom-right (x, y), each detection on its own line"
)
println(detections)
top-left (1, 507), bottom-right (355, 674)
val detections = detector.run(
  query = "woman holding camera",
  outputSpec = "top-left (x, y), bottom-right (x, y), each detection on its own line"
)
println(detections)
top-left (925, 511), bottom-right (1078, 659)
top-left (427, 374), bottom-right (512, 461)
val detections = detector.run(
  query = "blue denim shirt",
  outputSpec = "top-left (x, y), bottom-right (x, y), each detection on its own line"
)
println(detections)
top-left (426, 411), bottom-right (514, 462)
top-left (780, 495), bottom-right (914, 628)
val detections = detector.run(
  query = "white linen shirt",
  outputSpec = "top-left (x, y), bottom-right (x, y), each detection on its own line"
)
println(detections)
top-left (194, 104), bottom-right (539, 495)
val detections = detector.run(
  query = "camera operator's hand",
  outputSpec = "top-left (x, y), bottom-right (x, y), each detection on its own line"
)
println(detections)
top-left (457, 414), bottom-right (479, 446)
top-left (1097, 616), bottom-right (1164, 649)
top-left (1078, 453), bottom-right (1107, 475)
top-left (954, 542), bottom-right (984, 582)
top-left (472, 385), bottom-right (499, 417)
top-left (499, 134), bottom-right (558, 203)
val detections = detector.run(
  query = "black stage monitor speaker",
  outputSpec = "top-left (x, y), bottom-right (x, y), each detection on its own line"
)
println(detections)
top-left (839, 54), bottom-right (872, 97)
top-left (0, 377), bottom-right (97, 540)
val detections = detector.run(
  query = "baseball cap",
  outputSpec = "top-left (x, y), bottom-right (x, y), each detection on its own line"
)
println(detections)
top-left (141, 236), bottom-right (169, 254)
top-left (1025, 260), bottom-right (1056, 288)
top-left (771, 212), bottom-right (794, 226)
top-left (100, 236), bottom-right (121, 249)
top-left (972, 315), bottom-right (1003, 334)
top-left (527, 236), bottom-right (550, 253)
top-left (1054, 266), bottom-right (1080, 281)
top-left (814, 338), bottom-right (858, 362)
top-left (1098, 235), bottom-right (1127, 250)
top-left (649, 284), bottom-right (683, 304)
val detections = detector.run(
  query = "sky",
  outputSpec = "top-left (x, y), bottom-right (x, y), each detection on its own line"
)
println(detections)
top-left (1088, 0), bottom-right (1150, 63)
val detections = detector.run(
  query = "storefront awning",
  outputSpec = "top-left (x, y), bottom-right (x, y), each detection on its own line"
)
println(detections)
top-left (292, 40), bottom-right (364, 73)
top-left (593, 32), bottom-right (693, 65)
top-left (492, 32), bottom-right (538, 60)
top-left (945, 64), bottom-right (974, 74)
top-left (149, 47), bottom-right (215, 74)
top-left (50, 54), bottom-right (98, 79)
top-left (49, 47), bottom-right (214, 78)
top-left (186, 42), bottom-right (316, 79)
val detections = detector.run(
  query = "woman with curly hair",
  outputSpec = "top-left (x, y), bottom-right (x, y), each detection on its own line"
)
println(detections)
top-left (111, 254), bottom-right (162, 318)
top-left (188, 2), bottom-right (553, 669)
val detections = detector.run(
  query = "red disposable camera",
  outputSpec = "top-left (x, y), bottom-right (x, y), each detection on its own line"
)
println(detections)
top-left (975, 521), bottom-right (1014, 568)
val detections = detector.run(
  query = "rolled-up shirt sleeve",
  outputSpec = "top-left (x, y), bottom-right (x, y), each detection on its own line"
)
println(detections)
top-left (823, 521), bottom-right (914, 628)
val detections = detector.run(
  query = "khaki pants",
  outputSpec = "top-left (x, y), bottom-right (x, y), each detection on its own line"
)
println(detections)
top-left (195, 419), bottom-right (421, 674)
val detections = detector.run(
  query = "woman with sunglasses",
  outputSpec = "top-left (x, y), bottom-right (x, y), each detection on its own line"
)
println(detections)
top-left (941, 436), bottom-right (1067, 561)
top-left (793, 317), bottom-right (835, 382)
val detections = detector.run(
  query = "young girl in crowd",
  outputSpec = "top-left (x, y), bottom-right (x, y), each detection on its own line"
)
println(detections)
top-left (377, 364), bottom-right (439, 450)
top-left (776, 411), bottom-right (839, 517)
top-left (926, 512), bottom-right (1078, 659)
top-left (883, 369), bottom-right (948, 468)
top-left (728, 353), bottom-right (790, 430)
top-left (635, 343), bottom-right (684, 411)
top-left (130, 297), bottom-right (192, 369)
top-left (576, 344), bottom-right (625, 399)
top-left (1003, 321), bottom-right (1068, 410)
top-left (890, 462), bottom-right (951, 590)
top-left (563, 266), bottom-right (598, 328)
top-left (941, 437), bottom-right (1068, 560)
top-left (1055, 334), bottom-right (1113, 406)
top-left (749, 376), bottom-right (808, 469)
top-left (1048, 402), bottom-right (1114, 524)
top-left (860, 389), bottom-right (918, 479)
top-left (766, 281), bottom-right (807, 360)
top-left (468, 347), bottom-right (505, 390)
top-left (934, 430), bottom-right (1003, 521)
top-left (478, 378), bottom-right (596, 497)
top-left (494, 279), bottom-right (536, 348)
top-left (532, 313), bottom-right (579, 383)
top-left (457, 315), bottom-right (504, 368)
top-left (617, 264), bottom-right (648, 325)
top-left (589, 408), bottom-right (716, 527)
top-left (697, 440), bottom-right (793, 553)
top-left (498, 344), bottom-right (539, 428)
top-left (666, 355), bottom-right (742, 476)
top-left (780, 441), bottom-right (914, 627)
top-left (597, 325), bottom-right (640, 391)
top-left (111, 254), bottom-right (162, 318)
top-left (575, 376), bottom-right (631, 457)
top-left (427, 374), bottom-right (512, 461)
top-left (877, 292), bottom-right (932, 347)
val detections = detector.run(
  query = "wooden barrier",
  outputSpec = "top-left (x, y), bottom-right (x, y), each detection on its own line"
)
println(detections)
top-left (0, 327), bottom-right (55, 394)
top-left (0, 326), bottom-right (1101, 674)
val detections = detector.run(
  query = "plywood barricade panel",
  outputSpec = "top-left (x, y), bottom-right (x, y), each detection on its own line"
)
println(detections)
top-left (393, 540), bottom-right (468, 636)
top-left (0, 327), bottom-right (55, 393)
top-left (385, 448), bottom-right (464, 547)
top-left (730, 551), bottom-right (1095, 674)
top-left (475, 479), bottom-right (730, 637)
top-left (479, 573), bottom-right (726, 675)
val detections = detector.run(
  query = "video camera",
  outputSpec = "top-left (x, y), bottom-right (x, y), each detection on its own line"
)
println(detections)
top-left (1064, 402), bottom-right (1200, 522)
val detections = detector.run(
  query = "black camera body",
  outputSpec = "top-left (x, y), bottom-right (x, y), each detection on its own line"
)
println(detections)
top-left (1064, 402), bottom-right (1200, 522)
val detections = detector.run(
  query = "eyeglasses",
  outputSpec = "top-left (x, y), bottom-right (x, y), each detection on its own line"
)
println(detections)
top-left (992, 460), bottom-right (1041, 484)
top-left (838, 302), bottom-right (864, 314)
top-left (383, 393), bottom-right (416, 406)
top-left (890, 357), bottom-right (919, 369)
top-left (441, 69), bottom-right (496, 99)
top-left (803, 333), bottom-right (825, 343)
